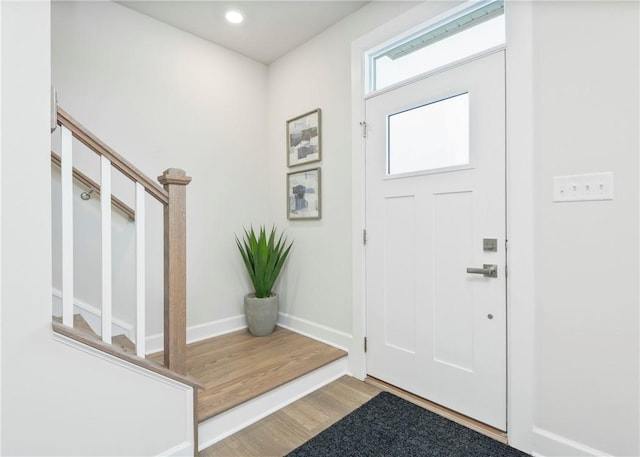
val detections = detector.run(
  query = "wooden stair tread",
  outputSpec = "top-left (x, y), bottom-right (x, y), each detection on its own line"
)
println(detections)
top-left (53, 314), bottom-right (98, 338)
top-left (149, 327), bottom-right (347, 422)
top-left (113, 334), bottom-right (136, 354)
top-left (52, 314), bottom-right (136, 353)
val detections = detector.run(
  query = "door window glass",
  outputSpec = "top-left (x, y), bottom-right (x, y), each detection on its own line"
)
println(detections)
top-left (387, 92), bottom-right (469, 175)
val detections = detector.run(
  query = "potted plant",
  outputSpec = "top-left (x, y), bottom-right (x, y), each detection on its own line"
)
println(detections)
top-left (236, 226), bottom-right (293, 336)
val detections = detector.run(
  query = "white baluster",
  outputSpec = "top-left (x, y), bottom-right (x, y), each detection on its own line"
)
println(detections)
top-left (135, 182), bottom-right (146, 357)
top-left (61, 126), bottom-right (74, 327)
top-left (101, 156), bottom-right (112, 343)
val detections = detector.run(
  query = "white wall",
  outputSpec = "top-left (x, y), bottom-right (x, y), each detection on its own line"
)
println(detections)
top-left (1, 2), bottom-right (194, 455)
top-left (52, 1), bottom-right (269, 332)
top-left (267, 2), bottom-right (418, 341)
top-left (532, 2), bottom-right (639, 456)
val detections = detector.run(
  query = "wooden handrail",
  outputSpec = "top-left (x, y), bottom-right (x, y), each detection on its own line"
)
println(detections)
top-left (56, 107), bottom-right (169, 206)
top-left (51, 151), bottom-right (135, 221)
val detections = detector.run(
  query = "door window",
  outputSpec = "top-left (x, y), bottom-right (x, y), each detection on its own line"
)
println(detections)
top-left (387, 92), bottom-right (469, 175)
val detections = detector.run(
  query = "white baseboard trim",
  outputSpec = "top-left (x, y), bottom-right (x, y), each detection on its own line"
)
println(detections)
top-left (51, 289), bottom-right (133, 339)
top-left (157, 441), bottom-right (193, 457)
top-left (277, 312), bottom-right (352, 351)
top-left (146, 314), bottom-right (247, 355)
top-left (146, 312), bottom-right (352, 356)
top-left (532, 426), bottom-right (612, 457)
top-left (197, 357), bottom-right (348, 451)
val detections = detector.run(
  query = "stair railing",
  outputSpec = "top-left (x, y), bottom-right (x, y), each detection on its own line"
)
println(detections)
top-left (54, 107), bottom-right (191, 375)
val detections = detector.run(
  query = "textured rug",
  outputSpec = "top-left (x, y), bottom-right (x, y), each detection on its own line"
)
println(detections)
top-left (287, 392), bottom-right (529, 457)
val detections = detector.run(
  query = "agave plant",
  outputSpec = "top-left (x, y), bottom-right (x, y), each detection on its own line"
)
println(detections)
top-left (236, 226), bottom-right (293, 298)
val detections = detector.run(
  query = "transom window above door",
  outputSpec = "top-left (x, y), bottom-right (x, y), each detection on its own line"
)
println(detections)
top-left (368, 0), bottom-right (505, 93)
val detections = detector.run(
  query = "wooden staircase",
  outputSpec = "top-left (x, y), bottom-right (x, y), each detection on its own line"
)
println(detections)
top-left (50, 106), bottom-right (348, 454)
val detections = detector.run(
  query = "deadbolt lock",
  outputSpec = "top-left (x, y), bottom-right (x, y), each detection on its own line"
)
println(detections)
top-left (483, 238), bottom-right (498, 252)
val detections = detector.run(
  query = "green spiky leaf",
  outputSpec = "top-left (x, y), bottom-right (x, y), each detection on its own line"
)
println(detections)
top-left (236, 226), bottom-right (293, 298)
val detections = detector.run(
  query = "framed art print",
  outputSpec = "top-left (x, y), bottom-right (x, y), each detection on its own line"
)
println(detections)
top-left (287, 109), bottom-right (321, 167)
top-left (287, 168), bottom-right (321, 220)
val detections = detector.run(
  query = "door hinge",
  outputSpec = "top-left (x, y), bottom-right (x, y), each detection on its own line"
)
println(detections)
top-left (51, 86), bottom-right (58, 133)
top-left (359, 121), bottom-right (367, 138)
top-left (363, 229), bottom-right (367, 245)
top-left (364, 337), bottom-right (368, 353)
top-left (505, 240), bottom-right (509, 278)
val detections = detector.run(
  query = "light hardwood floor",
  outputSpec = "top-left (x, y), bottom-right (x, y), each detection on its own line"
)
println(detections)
top-left (200, 376), bottom-right (381, 457)
top-left (148, 327), bottom-right (347, 422)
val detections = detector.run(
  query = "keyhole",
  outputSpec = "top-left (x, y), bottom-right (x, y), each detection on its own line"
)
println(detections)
top-left (487, 314), bottom-right (494, 320)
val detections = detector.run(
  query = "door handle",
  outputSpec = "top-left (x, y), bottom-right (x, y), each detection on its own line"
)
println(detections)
top-left (466, 264), bottom-right (498, 278)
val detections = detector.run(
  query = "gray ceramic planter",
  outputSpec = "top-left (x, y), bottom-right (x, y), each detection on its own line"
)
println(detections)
top-left (244, 293), bottom-right (279, 336)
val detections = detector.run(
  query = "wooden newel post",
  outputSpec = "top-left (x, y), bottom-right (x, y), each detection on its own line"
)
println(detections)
top-left (158, 168), bottom-right (192, 375)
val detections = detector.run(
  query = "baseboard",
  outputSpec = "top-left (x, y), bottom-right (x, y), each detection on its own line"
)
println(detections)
top-left (277, 312), bottom-right (352, 351)
top-left (197, 357), bottom-right (348, 451)
top-left (147, 313), bottom-right (352, 355)
top-left (51, 289), bottom-right (133, 339)
top-left (157, 441), bottom-right (193, 457)
top-left (532, 426), bottom-right (612, 457)
top-left (146, 314), bottom-right (247, 355)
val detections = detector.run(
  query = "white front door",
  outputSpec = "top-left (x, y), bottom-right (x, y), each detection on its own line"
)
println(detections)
top-left (365, 51), bottom-right (506, 430)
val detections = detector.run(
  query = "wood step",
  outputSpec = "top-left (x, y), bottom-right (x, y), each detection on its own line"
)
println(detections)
top-left (113, 334), bottom-right (136, 354)
top-left (148, 326), bottom-right (347, 422)
top-left (52, 314), bottom-right (136, 353)
top-left (53, 314), bottom-right (98, 338)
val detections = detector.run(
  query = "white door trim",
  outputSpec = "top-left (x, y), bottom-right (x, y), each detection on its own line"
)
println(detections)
top-left (349, 1), bottom-right (534, 453)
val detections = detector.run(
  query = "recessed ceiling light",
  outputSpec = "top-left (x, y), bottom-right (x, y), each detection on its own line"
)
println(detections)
top-left (225, 10), bottom-right (244, 24)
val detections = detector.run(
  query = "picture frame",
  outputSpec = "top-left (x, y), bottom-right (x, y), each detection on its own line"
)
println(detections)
top-left (287, 168), bottom-right (321, 220)
top-left (287, 109), bottom-right (321, 167)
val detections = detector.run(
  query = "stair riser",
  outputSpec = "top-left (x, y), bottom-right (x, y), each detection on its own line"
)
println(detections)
top-left (198, 357), bottom-right (348, 451)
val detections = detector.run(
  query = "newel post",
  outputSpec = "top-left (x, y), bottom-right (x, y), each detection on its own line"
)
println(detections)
top-left (158, 168), bottom-right (192, 375)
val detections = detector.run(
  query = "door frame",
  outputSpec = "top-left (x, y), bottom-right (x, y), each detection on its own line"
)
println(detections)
top-left (349, 1), bottom-right (535, 453)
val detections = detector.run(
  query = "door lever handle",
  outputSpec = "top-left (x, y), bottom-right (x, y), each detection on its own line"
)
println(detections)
top-left (466, 264), bottom-right (498, 278)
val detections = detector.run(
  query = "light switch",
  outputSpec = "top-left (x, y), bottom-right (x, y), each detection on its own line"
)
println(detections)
top-left (553, 172), bottom-right (614, 202)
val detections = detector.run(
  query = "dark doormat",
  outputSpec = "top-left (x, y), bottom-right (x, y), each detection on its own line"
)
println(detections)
top-left (287, 392), bottom-right (529, 457)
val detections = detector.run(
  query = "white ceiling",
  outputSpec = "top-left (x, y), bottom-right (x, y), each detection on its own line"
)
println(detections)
top-left (116, 1), bottom-right (370, 64)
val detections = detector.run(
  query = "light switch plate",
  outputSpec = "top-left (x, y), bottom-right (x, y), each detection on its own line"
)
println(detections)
top-left (553, 172), bottom-right (614, 202)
